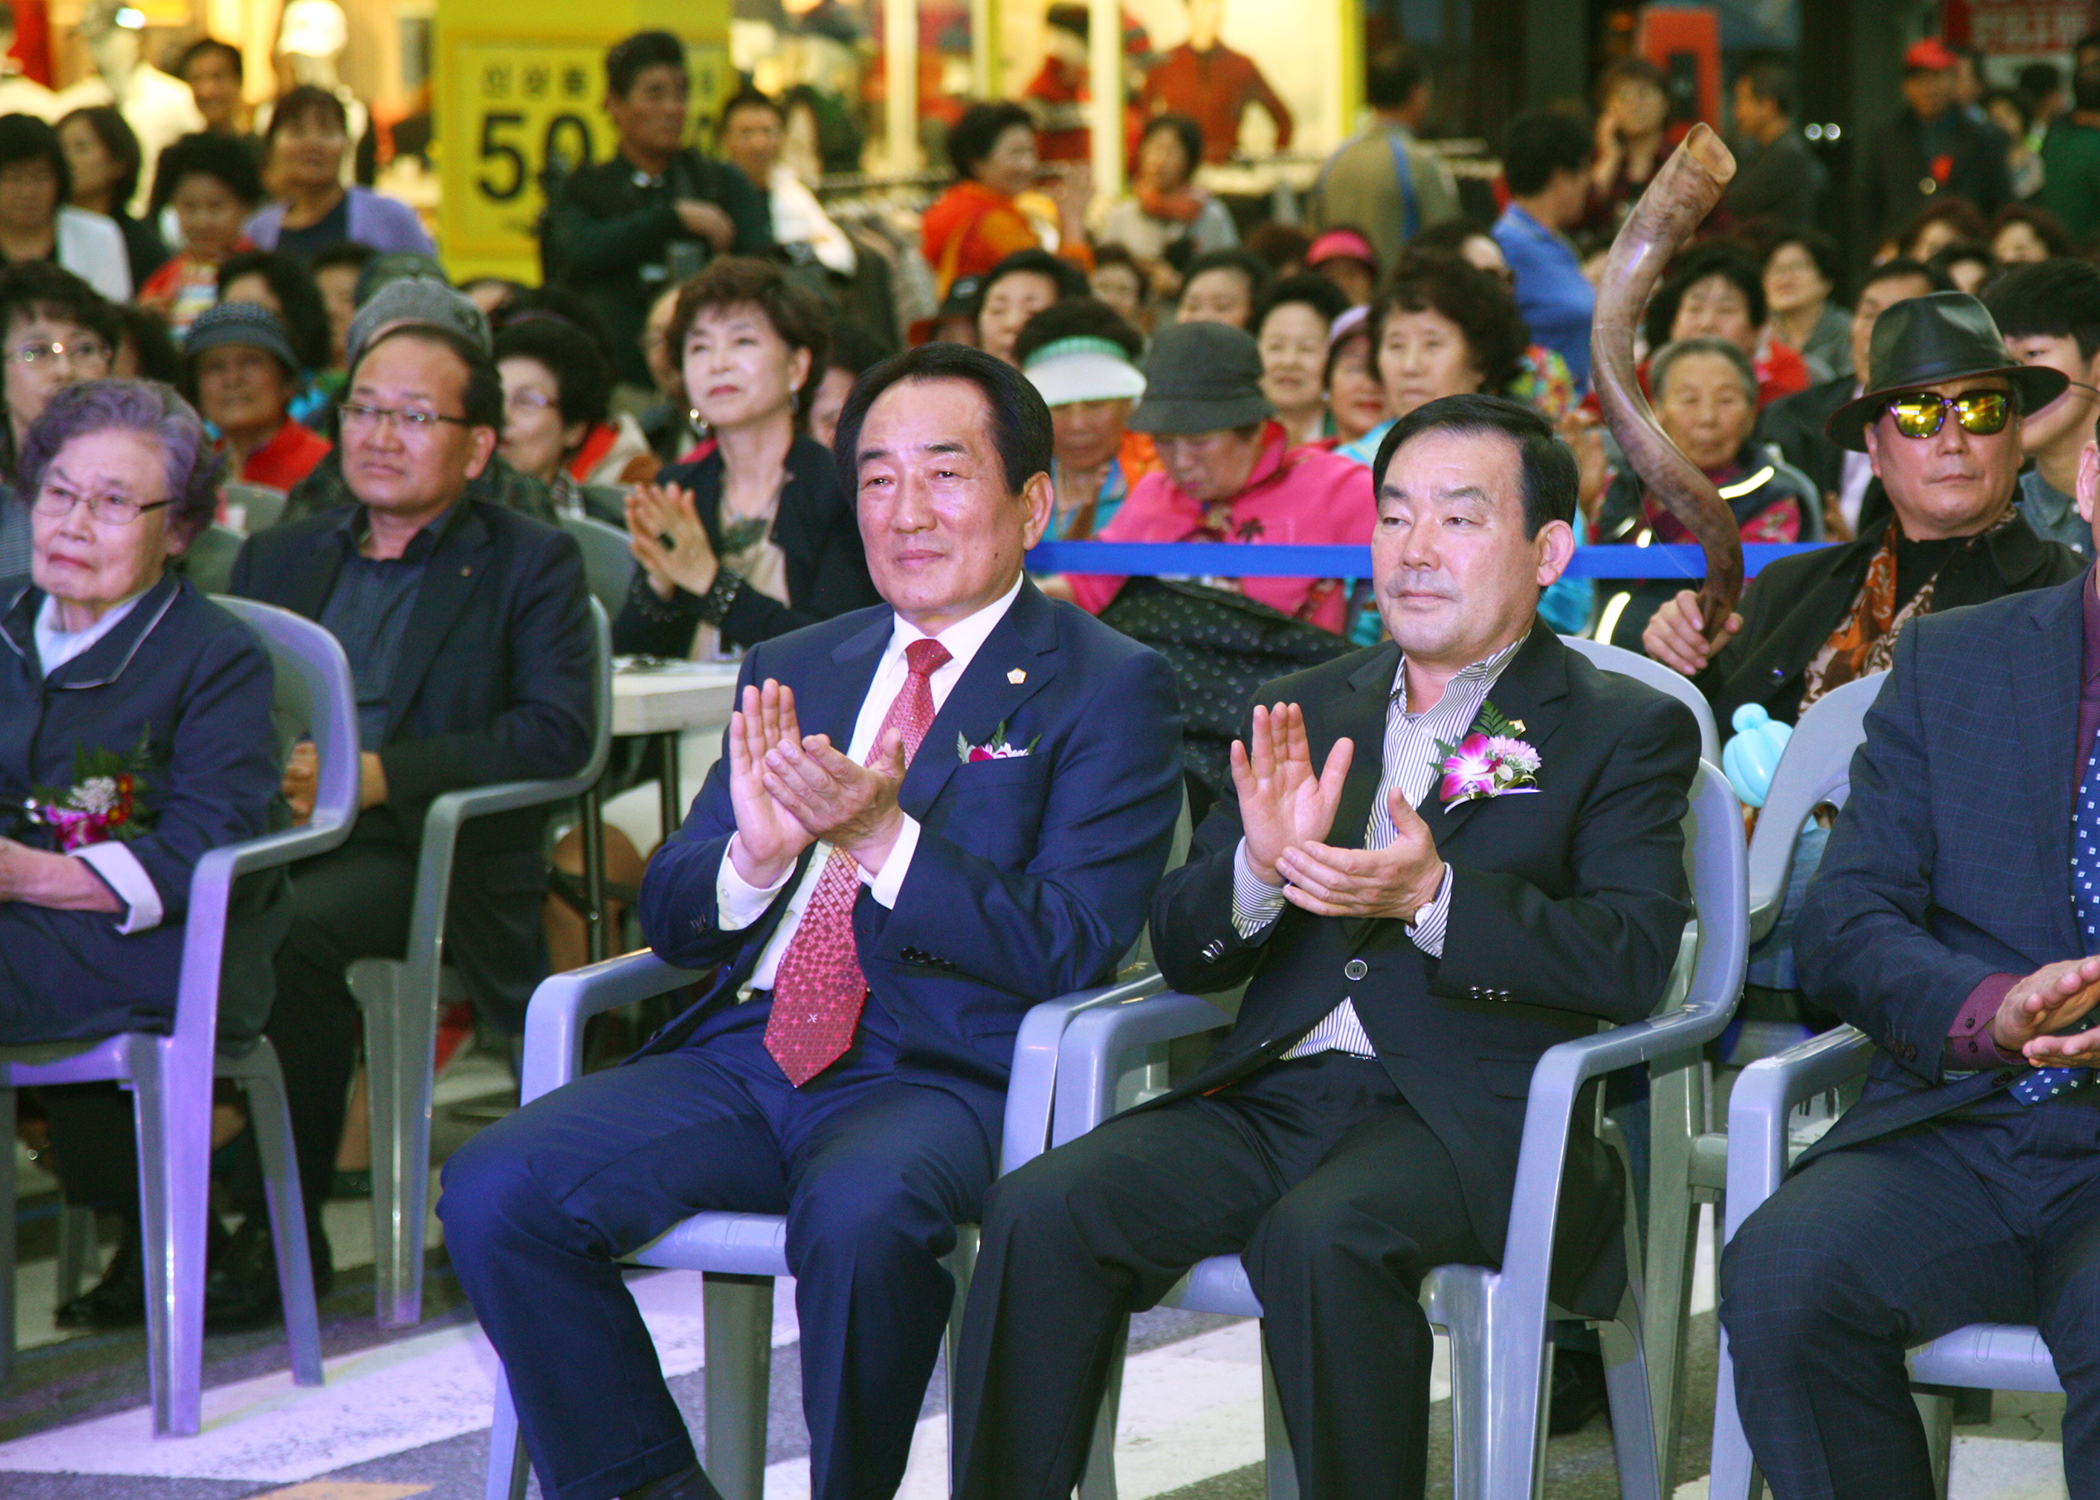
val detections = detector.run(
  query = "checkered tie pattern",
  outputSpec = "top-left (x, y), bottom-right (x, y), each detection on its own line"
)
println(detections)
top-left (765, 637), bottom-right (953, 1086)
top-left (2013, 744), bottom-right (2100, 1105)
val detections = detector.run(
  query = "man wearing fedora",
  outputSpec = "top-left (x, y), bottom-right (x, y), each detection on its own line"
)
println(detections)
top-left (1645, 291), bottom-right (2086, 728)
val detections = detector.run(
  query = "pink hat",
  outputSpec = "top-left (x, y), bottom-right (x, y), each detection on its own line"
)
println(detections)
top-left (1306, 228), bottom-right (1378, 269)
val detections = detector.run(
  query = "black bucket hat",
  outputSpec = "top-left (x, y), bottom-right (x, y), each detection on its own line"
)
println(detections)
top-left (1826, 291), bottom-right (2068, 452)
top-left (1127, 321), bottom-right (1275, 435)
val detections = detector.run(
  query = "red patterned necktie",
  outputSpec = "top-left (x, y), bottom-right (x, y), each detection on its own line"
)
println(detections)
top-left (766, 636), bottom-right (953, 1085)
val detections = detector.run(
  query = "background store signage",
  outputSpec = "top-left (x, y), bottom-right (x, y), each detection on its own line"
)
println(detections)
top-left (1961, 0), bottom-right (2091, 55)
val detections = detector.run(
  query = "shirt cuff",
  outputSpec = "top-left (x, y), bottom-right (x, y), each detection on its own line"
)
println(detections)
top-left (1405, 864), bottom-right (1455, 958)
top-left (70, 842), bottom-right (163, 935)
top-left (717, 834), bottom-right (795, 931)
top-left (1232, 839), bottom-right (1288, 938)
top-left (859, 815), bottom-right (921, 909)
top-left (1946, 972), bottom-right (2023, 1067)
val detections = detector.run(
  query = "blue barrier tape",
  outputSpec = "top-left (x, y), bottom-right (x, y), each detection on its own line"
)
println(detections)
top-left (1025, 540), bottom-right (1826, 579)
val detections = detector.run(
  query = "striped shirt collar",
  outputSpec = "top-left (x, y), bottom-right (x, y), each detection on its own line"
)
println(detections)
top-left (1391, 634), bottom-right (1526, 718)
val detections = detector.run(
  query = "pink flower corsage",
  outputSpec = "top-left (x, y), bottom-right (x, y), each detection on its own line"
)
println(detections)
top-left (24, 735), bottom-right (154, 849)
top-left (957, 720), bottom-right (1038, 763)
top-left (1432, 703), bottom-right (1540, 811)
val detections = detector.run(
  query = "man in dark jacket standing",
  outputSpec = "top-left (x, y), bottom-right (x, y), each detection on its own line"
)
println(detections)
top-left (1860, 39), bottom-right (2011, 244)
top-left (551, 31), bottom-right (772, 388)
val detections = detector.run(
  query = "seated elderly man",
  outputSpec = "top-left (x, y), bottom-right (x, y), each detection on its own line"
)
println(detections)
top-left (951, 394), bottom-right (1702, 1500)
top-left (1646, 291), bottom-right (2085, 727)
top-left (215, 291), bottom-right (597, 1327)
top-left (1720, 390), bottom-right (2100, 1498)
top-left (438, 343), bottom-right (1184, 1500)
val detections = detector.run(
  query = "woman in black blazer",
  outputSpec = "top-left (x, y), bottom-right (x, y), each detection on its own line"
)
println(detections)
top-left (612, 256), bottom-right (878, 659)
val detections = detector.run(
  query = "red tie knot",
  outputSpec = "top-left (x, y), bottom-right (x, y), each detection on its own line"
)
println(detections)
top-left (905, 638), bottom-right (953, 679)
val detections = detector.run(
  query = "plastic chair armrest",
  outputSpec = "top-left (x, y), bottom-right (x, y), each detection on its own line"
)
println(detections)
top-left (1050, 989), bottom-right (1234, 1147)
top-left (1002, 969), bottom-right (1169, 1175)
top-left (1722, 1025), bottom-right (1875, 1239)
top-left (519, 950), bottom-right (708, 1104)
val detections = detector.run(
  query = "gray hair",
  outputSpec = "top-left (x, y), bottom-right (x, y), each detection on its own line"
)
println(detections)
top-left (1650, 336), bottom-right (1760, 408)
top-left (17, 379), bottom-right (223, 542)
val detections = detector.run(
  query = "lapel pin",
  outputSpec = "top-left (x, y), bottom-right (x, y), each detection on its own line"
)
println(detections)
top-left (1007, 668), bottom-right (1027, 685)
top-left (1510, 719), bottom-right (1525, 733)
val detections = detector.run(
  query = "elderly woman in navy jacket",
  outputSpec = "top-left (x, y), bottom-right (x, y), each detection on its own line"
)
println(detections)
top-left (0, 378), bottom-right (279, 1041)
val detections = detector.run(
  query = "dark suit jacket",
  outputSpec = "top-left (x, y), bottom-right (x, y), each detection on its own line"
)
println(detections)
top-left (1862, 108), bottom-right (2013, 239)
top-left (636, 581), bottom-right (1185, 1146)
top-left (228, 497), bottom-right (596, 1017)
top-left (1795, 574), bottom-right (2094, 1165)
top-left (1689, 511), bottom-right (2084, 728)
top-left (1147, 624), bottom-right (1699, 1309)
top-left (1756, 374), bottom-right (1867, 513)
top-left (611, 434), bottom-right (879, 658)
top-left (0, 573), bottom-right (284, 1043)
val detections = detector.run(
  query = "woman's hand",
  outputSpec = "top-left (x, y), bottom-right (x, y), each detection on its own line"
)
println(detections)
top-left (1049, 161), bottom-right (1093, 240)
top-left (283, 741), bottom-right (318, 826)
top-left (0, 836), bottom-right (121, 913)
top-left (627, 482), bottom-right (719, 600)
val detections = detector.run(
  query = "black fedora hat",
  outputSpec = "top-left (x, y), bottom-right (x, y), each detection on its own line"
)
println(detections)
top-left (1127, 321), bottom-right (1275, 435)
top-left (1826, 291), bottom-right (2068, 452)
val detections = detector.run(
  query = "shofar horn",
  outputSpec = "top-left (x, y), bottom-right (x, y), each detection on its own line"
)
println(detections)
top-left (1590, 123), bottom-right (1743, 640)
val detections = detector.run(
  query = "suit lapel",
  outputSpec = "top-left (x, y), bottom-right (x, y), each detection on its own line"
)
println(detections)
top-left (1418, 621), bottom-right (1569, 848)
top-left (282, 524), bottom-right (346, 622)
top-left (818, 608), bottom-right (892, 743)
top-left (1325, 641), bottom-right (1401, 851)
top-left (2022, 578), bottom-right (2086, 954)
top-left (383, 505), bottom-right (493, 743)
top-left (902, 583), bottom-right (1061, 810)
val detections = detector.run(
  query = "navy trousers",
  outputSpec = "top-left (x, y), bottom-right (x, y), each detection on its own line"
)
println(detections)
top-left (1720, 1092), bottom-right (2100, 1500)
top-left (439, 999), bottom-right (995, 1500)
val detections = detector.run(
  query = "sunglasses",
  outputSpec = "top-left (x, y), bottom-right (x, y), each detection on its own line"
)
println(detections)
top-left (1884, 389), bottom-right (2012, 439)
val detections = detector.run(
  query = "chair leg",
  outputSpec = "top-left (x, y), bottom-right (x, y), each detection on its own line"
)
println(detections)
top-left (1, 1083), bottom-right (14, 1384)
top-left (1076, 1314), bottom-right (1128, 1500)
top-left (353, 958), bottom-right (439, 1328)
top-left (55, 1203), bottom-right (97, 1306)
top-left (702, 1272), bottom-right (774, 1500)
top-left (130, 1034), bottom-right (211, 1435)
top-left (1644, 1053), bottom-right (1703, 1497)
top-left (1707, 1325), bottom-right (1761, 1500)
top-left (940, 1226), bottom-right (979, 1481)
top-left (222, 1045), bottom-right (323, 1385)
top-left (1257, 1331), bottom-right (1300, 1500)
top-left (1599, 1294), bottom-right (1663, 1500)
top-left (485, 1369), bottom-right (531, 1500)
top-left (1914, 1388), bottom-right (1955, 1500)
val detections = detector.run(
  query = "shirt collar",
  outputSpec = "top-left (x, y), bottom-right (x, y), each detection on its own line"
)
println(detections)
top-left (1390, 632), bottom-right (1526, 716)
top-left (334, 502), bottom-right (460, 562)
top-left (884, 573), bottom-right (1026, 677)
top-left (34, 584), bottom-right (152, 677)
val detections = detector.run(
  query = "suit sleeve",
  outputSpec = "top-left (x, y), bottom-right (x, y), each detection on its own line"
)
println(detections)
top-left (864, 647), bottom-right (1185, 998)
top-left (1793, 628), bottom-right (1995, 1082)
top-left (1430, 692), bottom-right (1698, 1022)
top-left (377, 528), bottom-right (597, 818)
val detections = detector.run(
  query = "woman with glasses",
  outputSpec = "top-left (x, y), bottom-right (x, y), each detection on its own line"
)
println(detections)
top-left (0, 380), bottom-right (281, 1327)
top-left (180, 301), bottom-right (331, 493)
top-left (0, 115), bottom-right (131, 300)
top-left (492, 317), bottom-right (626, 527)
top-left (0, 264), bottom-right (119, 578)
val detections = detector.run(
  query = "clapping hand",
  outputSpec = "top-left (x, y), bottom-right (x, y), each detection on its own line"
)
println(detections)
top-left (1995, 956), bottom-right (2100, 1069)
top-left (761, 727), bottom-right (908, 874)
top-left (1277, 784), bottom-right (1447, 923)
top-left (727, 680), bottom-right (816, 887)
top-left (628, 482), bottom-right (719, 599)
top-left (1230, 703), bottom-right (1352, 886)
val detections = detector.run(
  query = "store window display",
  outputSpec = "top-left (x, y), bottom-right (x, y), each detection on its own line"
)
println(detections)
top-left (1135, 0), bottom-right (1291, 164)
top-left (51, 0), bottom-right (202, 219)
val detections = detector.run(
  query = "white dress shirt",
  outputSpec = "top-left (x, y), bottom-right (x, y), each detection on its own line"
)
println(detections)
top-left (1838, 384), bottom-right (1873, 533)
top-left (33, 588), bottom-right (164, 934)
top-left (716, 575), bottom-right (1025, 991)
top-left (1233, 636), bottom-right (1524, 1058)
top-left (768, 163), bottom-right (858, 277)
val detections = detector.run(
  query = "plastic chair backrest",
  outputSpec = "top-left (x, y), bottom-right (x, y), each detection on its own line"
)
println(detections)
top-left (1684, 758), bottom-right (1751, 1026)
top-left (1561, 634), bottom-right (1721, 764)
top-left (561, 515), bottom-right (638, 624)
top-left (222, 482), bottom-right (286, 533)
top-left (1745, 671), bottom-right (1886, 935)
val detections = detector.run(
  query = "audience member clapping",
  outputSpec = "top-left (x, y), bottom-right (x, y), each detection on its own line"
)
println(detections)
top-left (139, 131), bottom-right (263, 334)
top-left (921, 100), bottom-right (1091, 301)
top-left (1254, 272), bottom-right (1350, 447)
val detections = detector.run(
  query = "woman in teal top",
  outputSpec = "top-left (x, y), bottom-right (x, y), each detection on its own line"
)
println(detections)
top-left (1017, 298), bottom-right (1156, 544)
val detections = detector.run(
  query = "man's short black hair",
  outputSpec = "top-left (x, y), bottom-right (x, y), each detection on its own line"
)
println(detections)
top-left (1013, 295), bottom-right (1144, 366)
top-left (352, 323), bottom-right (505, 434)
top-left (1502, 109), bottom-right (1590, 197)
top-left (0, 114), bottom-right (67, 202)
top-left (1257, 272), bottom-right (1350, 335)
top-left (149, 129), bottom-right (264, 215)
top-left (833, 341), bottom-right (1053, 499)
top-left (2019, 61), bottom-right (2062, 102)
top-left (606, 31), bottom-right (685, 99)
top-left (1737, 55), bottom-right (1795, 116)
top-left (1860, 255), bottom-right (1954, 298)
top-left (720, 86), bottom-right (783, 132)
top-left (1985, 258), bottom-right (2100, 364)
top-left (947, 101), bottom-right (1037, 180)
top-left (1365, 45), bottom-right (1426, 112)
top-left (1371, 393), bottom-right (1577, 539)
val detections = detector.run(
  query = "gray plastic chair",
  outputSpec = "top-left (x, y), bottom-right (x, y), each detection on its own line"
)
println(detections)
top-left (1642, 670), bottom-right (1885, 1492)
top-left (1707, 1027), bottom-right (2060, 1500)
top-left (1051, 759), bottom-right (1749, 1500)
top-left (221, 481), bottom-right (287, 534)
top-left (346, 599), bottom-right (614, 1328)
top-left (1559, 634), bottom-right (1722, 764)
top-left (481, 950), bottom-right (1169, 1500)
top-left (0, 599), bottom-right (358, 1431)
top-left (560, 515), bottom-right (639, 624)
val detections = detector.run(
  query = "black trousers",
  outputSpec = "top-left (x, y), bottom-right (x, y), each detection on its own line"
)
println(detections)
top-left (1721, 1091), bottom-right (2100, 1500)
top-left (950, 1053), bottom-right (1486, 1500)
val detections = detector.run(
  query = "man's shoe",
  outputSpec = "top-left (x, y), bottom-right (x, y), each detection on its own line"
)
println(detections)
top-left (1547, 1347), bottom-right (1611, 1435)
top-left (53, 1223), bottom-right (144, 1330)
top-left (204, 1216), bottom-right (333, 1335)
top-left (625, 1464), bottom-right (726, 1500)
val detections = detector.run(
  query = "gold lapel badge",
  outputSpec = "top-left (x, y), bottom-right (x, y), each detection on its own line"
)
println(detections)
top-left (1007, 668), bottom-right (1027, 685)
top-left (1509, 719), bottom-right (1525, 733)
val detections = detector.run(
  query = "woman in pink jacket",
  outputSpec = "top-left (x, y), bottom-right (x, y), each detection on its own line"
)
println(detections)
top-left (1064, 320), bottom-right (1374, 635)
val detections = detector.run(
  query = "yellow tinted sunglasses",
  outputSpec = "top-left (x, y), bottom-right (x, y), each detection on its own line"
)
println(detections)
top-left (1885, 389), bottom-right (2012, 439)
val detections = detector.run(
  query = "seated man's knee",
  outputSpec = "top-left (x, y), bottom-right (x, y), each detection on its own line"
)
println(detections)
top-left (437, 1118), bottom-right (560, 1252)
top-left (1718, 1190), bottom-right (1873, 1356)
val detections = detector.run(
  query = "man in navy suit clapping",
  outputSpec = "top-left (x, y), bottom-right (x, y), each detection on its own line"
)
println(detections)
top-left (441, 342), bottom-right (1185, 1500)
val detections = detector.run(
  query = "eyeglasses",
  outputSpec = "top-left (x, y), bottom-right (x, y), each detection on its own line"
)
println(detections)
top-left (504, 389), bottom-right (556, 415)
top-left (340, 401), bottom-right (473, 434)
top-left (1885, 389), bottom-right (2012, 439)
top-left (9, 339), bottom-right (112, 368)
top-left (32, 485), bottom-right (172, 525)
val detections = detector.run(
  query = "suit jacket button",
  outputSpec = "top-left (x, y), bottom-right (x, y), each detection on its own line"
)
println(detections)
top-left (1344, 959), bottom-right (1368, 981)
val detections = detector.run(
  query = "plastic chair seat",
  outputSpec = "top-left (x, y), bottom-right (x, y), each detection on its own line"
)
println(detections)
top-left (1910, 1324), bottom-right (2062, 1394)
top-left (629, 1211), bottom-right (793, 1276)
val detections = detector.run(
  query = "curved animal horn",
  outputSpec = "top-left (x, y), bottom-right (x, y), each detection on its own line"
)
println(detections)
top-left (1590, 123), bottom-right (1743, 641)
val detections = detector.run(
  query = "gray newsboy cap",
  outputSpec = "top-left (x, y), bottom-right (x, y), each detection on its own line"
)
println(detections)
top-left (1126, 320), bottom-right (1275, 435)
top-left (184, 299), bottom-right (299, 373)
top-left (345, 276), bottom-right (491, 367)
